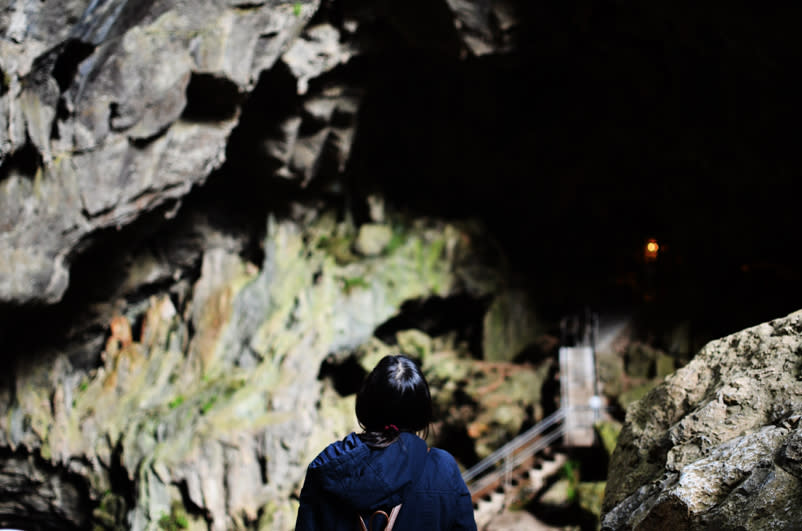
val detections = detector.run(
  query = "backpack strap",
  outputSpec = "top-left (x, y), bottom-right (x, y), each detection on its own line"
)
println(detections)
top-left (386, 503), bottom-right (402, 530)
top-left (358, 503), bottom-right (402, 531)
top-left (357, 443), bottom-right (428, 530)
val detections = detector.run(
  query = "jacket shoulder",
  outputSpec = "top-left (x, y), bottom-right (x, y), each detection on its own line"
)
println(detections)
top-left (416, 447), bottom-right (468, 493)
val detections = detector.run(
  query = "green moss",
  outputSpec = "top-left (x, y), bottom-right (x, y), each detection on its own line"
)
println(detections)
top-left (340, 275), bottom-right (369, 293)
top-left (577, 481), bottom-right (606, 522)
top-left (319, 235), bottom-right (358, 265)
top-left (167, 396), bottom-right (184, 409)
top-left (656, 352), bottom-right (676, 378)
top-left (384, 226), bottom-right (407, 254)
top-left (424, 237), bottom-right (445, 271)
top-left (560, 459), bottom-right (581, 502)
top-left (200, 395), bottom-right (217, 415)
top-left (619, 380), bottom-right (659, 409)
top-left (39, 442), bottom-right (52, 460)
top-left (292, 2), bottom-right (302, 16)
top-left (158, 511), bottom-right (188, 530)
top-left (92, 491), bottom-right (127, 530)
top-left (595, 419), bottom-right (623, 457)
top-left (396, 329), bottom-right (432, 363)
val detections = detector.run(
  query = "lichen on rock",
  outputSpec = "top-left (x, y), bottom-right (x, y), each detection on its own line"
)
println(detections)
top-left (0, 209), bottom-right (508, 529)
top-left (602, 309), bottom-right (802, 531)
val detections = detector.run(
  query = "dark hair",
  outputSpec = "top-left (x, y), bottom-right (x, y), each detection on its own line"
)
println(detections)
top-left (355, 355), bottom-right (433, 448)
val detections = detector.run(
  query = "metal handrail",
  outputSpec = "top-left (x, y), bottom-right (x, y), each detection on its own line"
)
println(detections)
top-left (461, 408), bottom-right (567, 483)
top-left (462, 404), bottom-right (605, 492)
top-left (467, 427), bottom-right (566, 495)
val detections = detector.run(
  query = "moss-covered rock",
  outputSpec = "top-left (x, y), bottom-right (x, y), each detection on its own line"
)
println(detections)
top-left (396, 329), bottom-right (433, 364)
top-left (482, 290), bottom-right (542, 362)
top-left (595, 419), bottom-right (623, 458)
top-left (353, 223), bottom-right (393, 256)
top-left (2, 210), bottom-right (506, 530)
top-left (577, 481), bottom-right (606, 524)
top-left (422, 349), bottom-right (553, 459)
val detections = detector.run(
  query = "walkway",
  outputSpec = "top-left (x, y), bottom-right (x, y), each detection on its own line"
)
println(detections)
top-left (463, 311), bottom-right (606, 526)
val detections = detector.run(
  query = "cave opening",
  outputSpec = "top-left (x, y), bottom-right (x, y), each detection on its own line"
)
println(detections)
top-left (318, 355), bottom-right (367, 397)
top-left (344, 14), bottom-right (802, 350)
top-left (0, 140), bottom-right (42, 183)
top-left (181, 73), bottom-right (242, 123)
top-left (373, 294), bottom-right (490, 358)
top-left (51, 39), bottom-right (96, 93)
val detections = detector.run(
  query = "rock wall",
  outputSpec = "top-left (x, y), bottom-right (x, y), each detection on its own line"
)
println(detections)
top-left (0, 209), bottom-right (525, 529)
top-left (0, 2), bottom-right (547, 528)
top-left (4, 1), bottom-right (802, 529)
top-left (602, 310), bottom-right (802, 530)
top-left (1, 0), bottom-right (310, 304)
top-left (0, 0), bottom-right (514, 306)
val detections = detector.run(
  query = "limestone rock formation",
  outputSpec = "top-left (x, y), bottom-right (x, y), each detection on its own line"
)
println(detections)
top-left (0, 0), bottom-right (512, 306)
top-left (0, 0), bottom-right (319, 305)
top-left (0, 209), bottom-right (513, 529)
top-left (602, 309), bottom-right (802, 530)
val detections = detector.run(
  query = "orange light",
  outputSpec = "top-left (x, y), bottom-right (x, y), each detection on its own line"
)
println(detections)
top-left (644, 239), bottom-right (659, 261)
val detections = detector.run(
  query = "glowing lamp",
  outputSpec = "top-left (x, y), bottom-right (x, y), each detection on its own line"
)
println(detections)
top-left (644, 239), bottom-right (659, 261)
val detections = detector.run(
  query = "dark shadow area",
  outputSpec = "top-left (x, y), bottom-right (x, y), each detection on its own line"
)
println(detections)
top-left (0, 447), bottom-right (92, 531)
top-left (0, 66), bottom-right (7, 96)
top-left (0, 141), bottom-right (42, 183)
top-left (51, 39), bottom-right (96, 92)
top-left (436, 422), bottom-right (480, 469)
top-left (318, 355), bottom-right (368, 396)
top-left (181, 73), bottom-right (242, 123)
top-left (347, 3), bottom-right (802, 349)
top-left (0, 201), bottom-right (191, 372)
top-left (373, 294), bottom-right (491, 357)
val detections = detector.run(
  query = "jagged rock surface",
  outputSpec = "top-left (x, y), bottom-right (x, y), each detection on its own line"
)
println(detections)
top-left (0, 0), bottom-right (321, 304)
top-left (0, 0), bottom-right (511, 306)
top-left (0, 210), bottom-right (510, 530)
top-left (602, 310), bottom-right (802, 531)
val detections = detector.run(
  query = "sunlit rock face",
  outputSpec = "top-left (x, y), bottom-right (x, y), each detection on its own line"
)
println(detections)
top-left (1, 1), bottom-right (536, 528)
top-left (0, 0), bottom-right (516, 306)
top-left (0, 0), bottom-right (315, 304)
top-left (4, 0), bottom-right (802, 529)
top-left (0, 210), bottom-right (516, 529)
top-left (602, 310), bottom-right (802, 530)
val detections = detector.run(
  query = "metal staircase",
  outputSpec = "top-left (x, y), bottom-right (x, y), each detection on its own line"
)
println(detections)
top-left (462, 404), bottom-right (602, 501)
top-left (463, 310), bottom-right (605, 523)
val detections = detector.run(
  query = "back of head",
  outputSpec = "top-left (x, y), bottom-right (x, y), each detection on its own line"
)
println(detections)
top-left (356, 355), bottom-right (433, 447)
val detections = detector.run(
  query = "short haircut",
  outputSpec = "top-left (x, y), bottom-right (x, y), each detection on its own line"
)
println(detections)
top-left (355, 355), bottom-right (433, 447)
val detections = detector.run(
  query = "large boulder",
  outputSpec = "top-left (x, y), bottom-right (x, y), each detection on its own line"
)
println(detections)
top-left (602, 309), bottom-right (802, 530)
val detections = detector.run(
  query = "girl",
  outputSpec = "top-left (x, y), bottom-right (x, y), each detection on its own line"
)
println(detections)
top-left (295, 355), bottom-right (477, 530)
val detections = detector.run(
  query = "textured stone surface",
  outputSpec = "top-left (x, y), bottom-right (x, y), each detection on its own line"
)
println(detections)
top-left (0, 0), bottom-right (516, 306)
top-left (0, 0), bottom-right (317, 304)
top-left (482, 289), bottom-right (542, 362)
top-left (602, 310), bottom-right (802, 531)
top-left (0, 211), bottom-right (501, 529)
